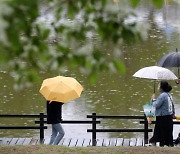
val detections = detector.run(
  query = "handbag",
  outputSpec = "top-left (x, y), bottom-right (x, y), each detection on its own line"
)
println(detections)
top-left (143, 103), bottom-right (155, 118)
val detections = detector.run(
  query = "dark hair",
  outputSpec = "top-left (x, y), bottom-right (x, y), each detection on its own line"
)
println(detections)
top-left (160, 81), bottom-right (172, 92)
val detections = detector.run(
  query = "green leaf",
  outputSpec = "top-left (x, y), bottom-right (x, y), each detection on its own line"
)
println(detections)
top-left (27, 70), bottom-right (40, 82)
top-left (122, 26), bottom-right (137, 44)
top-left (42, 29), bottom-right (50, 39)
top-left (113, 60), bottom-right (126, 74)
top-left (101, 0), bottom-right (106, 8)
top-left (56, 25), bottom-right (65, 33)
top-left (130, 0), bottom-right (141, 8)
top-left (93, 50), bottom-right (102, 61)
top-left (152, 0), bottom-right (164, 8)
top-left (67, 2), bottom-right (79, 19)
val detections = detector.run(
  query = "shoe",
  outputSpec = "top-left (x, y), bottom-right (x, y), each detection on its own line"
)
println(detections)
top-left (151, 142), bottom-right (156, 146)
top-left (174, 137), bottom-right (180, 145)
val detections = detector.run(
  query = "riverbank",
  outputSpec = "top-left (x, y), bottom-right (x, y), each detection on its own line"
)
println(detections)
top-left (0, 145), bottom-right (180, 154)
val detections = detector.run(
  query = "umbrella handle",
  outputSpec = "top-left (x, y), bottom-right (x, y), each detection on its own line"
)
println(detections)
top-left (153, 81), bottom-right (156, 93)
top-left (175, 67), bottom-right (180, 84)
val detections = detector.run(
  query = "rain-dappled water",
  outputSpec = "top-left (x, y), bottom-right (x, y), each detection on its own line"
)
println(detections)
top-left (1, 1), bottom-right (180, 141)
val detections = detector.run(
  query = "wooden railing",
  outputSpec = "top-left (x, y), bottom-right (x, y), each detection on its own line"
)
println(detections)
top-left (1, 112), bottom-right (180, 146)
top-left (0, 113), bottom-right (100, 144)
top-left (87, 113), bottom-right (152, 146)
top-left (0, 113), bottom-right (47, 144)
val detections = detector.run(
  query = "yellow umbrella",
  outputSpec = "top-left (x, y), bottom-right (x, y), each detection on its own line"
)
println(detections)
top-left (39, 76), bottom-right (83, 103)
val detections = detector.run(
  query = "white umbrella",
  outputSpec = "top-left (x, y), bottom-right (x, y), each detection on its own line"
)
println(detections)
top-left (133, 66), bottom-right (178, 92)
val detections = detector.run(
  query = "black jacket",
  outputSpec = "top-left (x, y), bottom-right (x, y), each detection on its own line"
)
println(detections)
top-left (46, 101), bottom-right (63, 124)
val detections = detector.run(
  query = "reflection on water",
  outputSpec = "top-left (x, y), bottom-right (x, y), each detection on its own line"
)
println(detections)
top-left (1, 1), bottom-right (180, 139)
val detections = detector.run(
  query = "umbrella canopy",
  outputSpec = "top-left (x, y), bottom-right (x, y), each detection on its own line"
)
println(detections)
top-left (133, 66), bottom-right (178, 92)
top-left (157, 48), bottom-right (180, 77)
top-left (133, 66), bottom-right (178, 80)
top-left (39, 76), bottom-right (83, 103)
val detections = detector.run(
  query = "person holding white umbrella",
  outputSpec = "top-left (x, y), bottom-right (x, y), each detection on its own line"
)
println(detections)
top-left (133, 66), bottom-right (177, 146)
top-left (149, 81), bottom-right (176, 147)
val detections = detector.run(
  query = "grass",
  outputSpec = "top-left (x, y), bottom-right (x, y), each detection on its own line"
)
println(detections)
top-left (0, 145), bottom-right (180, 154)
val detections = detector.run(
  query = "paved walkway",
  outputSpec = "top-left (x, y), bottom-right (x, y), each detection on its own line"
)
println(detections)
top-left (0, 137), bottom-right (144, 147)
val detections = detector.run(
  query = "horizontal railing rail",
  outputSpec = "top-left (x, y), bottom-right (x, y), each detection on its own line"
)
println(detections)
top-left (87, 128), bottom-right (152, 133)
top-left (0, 126), bottom-right (47, 129)
top-left (87, 115), bottom-right (145, 119)
top-left (140, 121), bottom-right (180, 124)
top-left (0, 114), bottom-right (46, 118)
top-left (35, 120), bottom-right (100, 124)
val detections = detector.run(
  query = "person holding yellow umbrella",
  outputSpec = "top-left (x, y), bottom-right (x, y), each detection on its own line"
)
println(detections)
top-left (39, 76), bottom-right (83, 145)
top-left (46, 101), bottom-right (65, 145)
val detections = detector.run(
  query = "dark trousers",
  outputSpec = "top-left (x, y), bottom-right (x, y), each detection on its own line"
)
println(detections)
top-left (155, 115), bottom-right (173, 146)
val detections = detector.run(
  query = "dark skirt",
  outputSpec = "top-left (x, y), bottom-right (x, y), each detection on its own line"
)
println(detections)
top-left (149, 115), bottom-right (173, 146)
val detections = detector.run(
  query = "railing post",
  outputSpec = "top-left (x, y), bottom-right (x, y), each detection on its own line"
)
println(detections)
top-left (92, 113), bottom-right (97, 146)
top-left (39, 113), bottom-right (45, 144)
top-left (144, 114), bottom-right (148, 145)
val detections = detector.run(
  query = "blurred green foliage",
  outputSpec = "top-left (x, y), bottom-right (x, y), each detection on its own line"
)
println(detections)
top-left (0, 0), bottom-right (164, 89)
